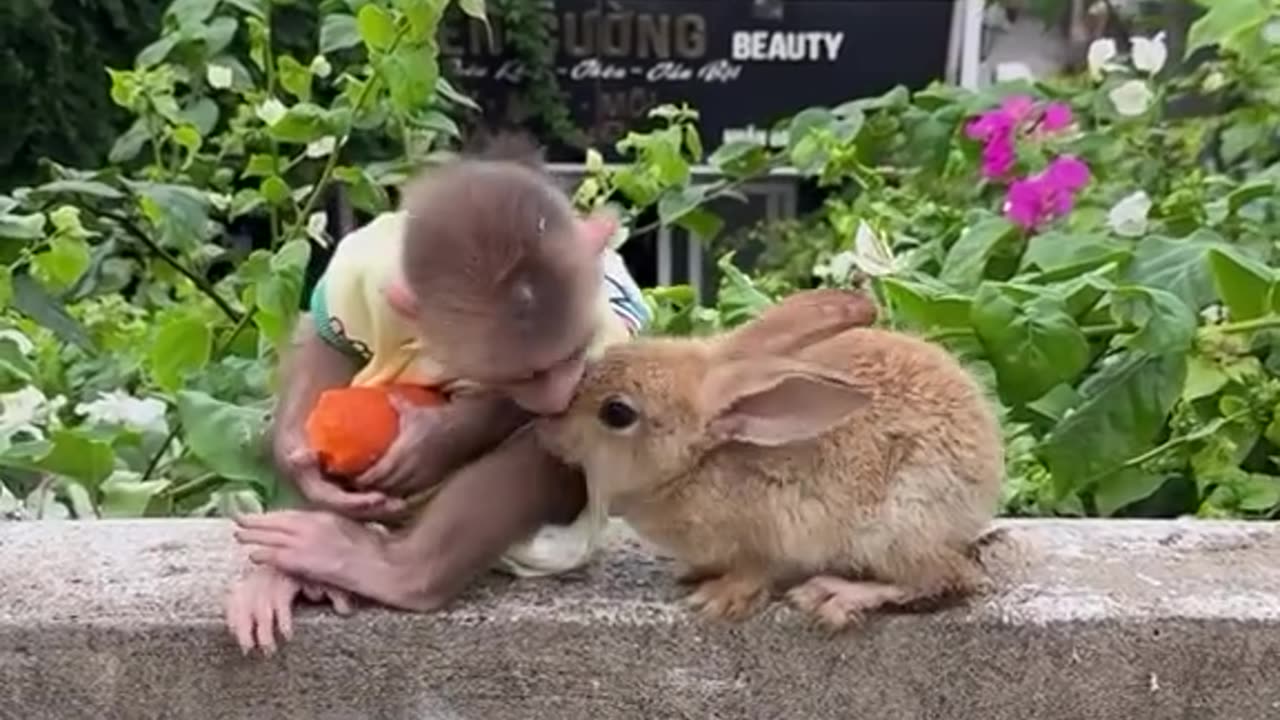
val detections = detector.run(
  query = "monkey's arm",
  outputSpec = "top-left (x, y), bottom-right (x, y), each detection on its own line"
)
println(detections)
top-left (272, 317), bottom-right (359, 444)
top-left (237, 426), bottom-right (587, 611)
top-left (381, 427), bottom-right (587, 609)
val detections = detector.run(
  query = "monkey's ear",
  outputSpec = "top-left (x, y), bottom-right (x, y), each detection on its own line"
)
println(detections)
top-left (385, 281), bottom-right (420, 319)
top-left (576, 211), bottom-right (617, 256)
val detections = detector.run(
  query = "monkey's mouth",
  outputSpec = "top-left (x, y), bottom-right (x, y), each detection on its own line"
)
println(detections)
top-left (532, 417), bottom-right (576, 463)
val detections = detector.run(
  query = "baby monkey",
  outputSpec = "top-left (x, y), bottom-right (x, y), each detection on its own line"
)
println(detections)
top-left (226, 134), bottom-right (649, 653)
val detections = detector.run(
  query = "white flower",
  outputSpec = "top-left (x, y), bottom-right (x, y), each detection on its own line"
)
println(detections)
top-left (1109, 79), bottom-right (1153, 117)
top-left (305, 136), bottom-right (336, 159)
top-left (0, 387), bottom-right (55, 443)
top-left (1202, 71), bottom-right (1226, 92)
top-left (1264, 20), bottom-right (1280, 45)
top-left (255, 98), bottom-right (287, 126)
top-left (310, 55), bottom-right (333, 79)
top-left (206, 63), bottom-right (233, 90)
top-left (307, 212), bottom-right (329, 244)
top-left (74, 390), bottom-right (169, 436)
top-left (1087, 38), bottom-right (1118, 78)
top-left (851, 221), bottom-right (900, 277)
top-left (1107, 191), bottom-right (1152, 237)
top-left (1130, 32), bottom-right (1168, 74)
top-left (0, 329), bottom-right (34, 356)
top-left (994, 62), bottom-right (1035, 83)
top-left (813, 250), bottom-right (856, 282)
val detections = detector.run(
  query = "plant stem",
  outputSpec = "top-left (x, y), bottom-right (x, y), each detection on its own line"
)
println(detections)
top-left (99, 209), bottom-right (243, 324)
top-left (264, 5), bottom-right (281, 248)
top-left (1215, 315), bottom-right (1280, 334)
top-left (1106, 409), bottom-right (1253, 480)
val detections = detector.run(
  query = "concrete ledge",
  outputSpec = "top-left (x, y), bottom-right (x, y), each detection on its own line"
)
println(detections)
top-left (2, 519), bottom-right (1280, 720)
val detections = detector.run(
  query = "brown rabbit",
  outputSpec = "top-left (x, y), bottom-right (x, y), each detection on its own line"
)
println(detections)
top-left (537, 289), bottom-right (1003, 628)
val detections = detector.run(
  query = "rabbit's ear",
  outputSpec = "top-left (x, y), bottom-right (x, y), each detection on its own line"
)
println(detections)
top-left (715, 289), bottom-right (876, 362)
top-left (701, 358), bottom-right (869, 447)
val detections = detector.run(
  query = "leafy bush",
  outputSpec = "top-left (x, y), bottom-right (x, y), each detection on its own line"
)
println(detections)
top-left (2, 0), bottom-right (1279, 523)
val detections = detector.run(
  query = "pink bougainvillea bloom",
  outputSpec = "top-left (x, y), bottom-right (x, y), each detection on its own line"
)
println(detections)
top-left (1002, 155), bottom-right (1092, 230)
top-left (980, 134), bottom-right (1016, 179)
top-left (1039, 102), bottom-right (1073, 132)
top-left (966, 109), bottom-right (1013, 142)
top-left (1000, 94), bottom-right (1036, 122)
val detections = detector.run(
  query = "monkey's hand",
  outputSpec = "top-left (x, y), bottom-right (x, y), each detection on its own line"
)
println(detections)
top-left (273, 431), bottom-right (407, 520)
top-left (351, 392), bottom-right (526, 497)
top-left (224, 563), bottom-right (354, 657)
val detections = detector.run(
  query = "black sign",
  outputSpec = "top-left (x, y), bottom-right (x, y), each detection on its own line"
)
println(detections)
top-left (440, 0), bottom-right (957, 162)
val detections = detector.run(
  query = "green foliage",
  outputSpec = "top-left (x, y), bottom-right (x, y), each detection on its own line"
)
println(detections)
top-left (0, 0), bottom-right (477, 519)
top-left (592, 26), bottom-right (1280, 521)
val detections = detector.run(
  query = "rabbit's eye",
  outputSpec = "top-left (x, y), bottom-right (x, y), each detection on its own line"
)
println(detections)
top-left (598, 397), bottom-right (638, 430)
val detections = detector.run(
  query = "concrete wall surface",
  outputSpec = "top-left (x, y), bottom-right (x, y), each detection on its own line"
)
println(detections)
top-left (1, 518), bottom-right (1279, 720)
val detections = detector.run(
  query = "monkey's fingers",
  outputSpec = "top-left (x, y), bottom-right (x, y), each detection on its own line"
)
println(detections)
top-left (253, 583), bottom-right (280, 657)
top-left (225, 584), bottom-right (257, 656)
top-left (273, 582), bottom-right (296, 643)
top-left (328, 589), bottom-right (355, 616)
top-left (296, 470), bottom-right (404, 514)
top-left (234, 527), bottom-right (298, 550)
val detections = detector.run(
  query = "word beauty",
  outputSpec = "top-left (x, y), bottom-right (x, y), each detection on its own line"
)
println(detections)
top-left (731, 31), bottom-right (845, 62)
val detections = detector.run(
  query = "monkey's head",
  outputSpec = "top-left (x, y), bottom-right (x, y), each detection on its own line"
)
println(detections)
top-left (388, 137), bottom-right (614, 415)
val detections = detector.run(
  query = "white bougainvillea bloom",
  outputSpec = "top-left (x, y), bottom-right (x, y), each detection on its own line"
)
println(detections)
top-left (255, 98), bottom-right (287, 126)
top-left (74, 391), bottom-right (168, 436)
top-left (0, 386), bottom-right (56, 444)
top-left (851, 221), bottom-right (900, 277)
top-left (1109, 79), bottom-right (1154, 116)
top-left (1130, 32), bottom-right (1168, 74)
top-left (206, 64), bottom-right (233, 90)
top-left (310, 55), bottom-right (333, 78)
top-left (1107, 191), bottom-right (1152, 237)
top-left (1087, 38), bottom-right (1118, 78)
top-left (0, 329), bottom-right (34, 356)
top-left (306, 136), bottom-right (336, 158)
top-left (307, 212), bottom-right (329, 244)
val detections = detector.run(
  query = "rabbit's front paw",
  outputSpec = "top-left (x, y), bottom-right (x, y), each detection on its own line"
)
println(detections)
top-left (683, 573), bottom-right (769, 621)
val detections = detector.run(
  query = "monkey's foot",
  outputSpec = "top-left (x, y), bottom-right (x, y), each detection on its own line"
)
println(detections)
top-left (683, 573), bottom-right (770, 621)
top-left (786, 575), bottom-right (909, 630)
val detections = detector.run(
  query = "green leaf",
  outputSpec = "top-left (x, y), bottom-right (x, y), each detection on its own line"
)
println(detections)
top-left (135, 182), bottom-right (213, 250)
top-left (940, 216), bottom-right (1017, 290)
top-left (333, 166), bottom-right (391, 214)
top-left (1020, 232), bottom-right (1131, 278)
top-left (277, 55), bottom-right (313, 101)
top-left (436, 77), bottom-right (480, 112)
top-left (223, 0), bottom-right (267, 19)
top-left (268, 103), bottom-right (332, 143)
top-left (110, 120), bottom-right (151, 164)
top-left (881, 277), bottom-right (972, 331)
top-left (408, 109), bottom-right (460, 137)
top-left (37, 430), bottom-right (115, 489)
top-left (0, 338), bottom-right (35, 383)
top-left (1208, 246), bottom-right (1274, 321)
top-left (1185, 0), bottom-right (1270, 58)
top-left (32, 236), bottom-right (91, 291)
top-left (167, 0), bottom-right (220, 27)
top-left (971, 283), bottom-right (1090, 404)
top-left (381, 45), bottom-right (437, 112)
top-left (1040, 351), bottom-right (1186, 506)
top-left (243, 154), bottom-right (277, 178)
top-left (675, 207), bottom-right (723, 240)
top-left (715, 252), bottom-right (773, 327)
top-left (458, 0), bottom-right (487, 21)
top-left (99, 471), bottom-right (170, 518)
top-left (708, 139), bottom-right (769, 178)
top-left (1237, 474), bottom-right (1280, 512)
top-left (260, 176), bottom-right (291, 206)
top-left (0, 212), bottom-right (46, 240)
top-left (253, 240), bottom-right (310, 347)
top-left (201, 16), bottom-right (239, 56)
top-left (148, 315), bottom-right (213, 392)
top-left (32, 180), bottom-right (124, 201)
top-left (1184, 353), bottom-right (1229, 402)
top-left (1227, 180), bottom-right (1274, 213)
top-left (657, 185), bottom-right (708, 226)
top-left (1109, 286), bottom-right (1196, 354)
top-left (172, 124), bottom-right (202, 158)
top-left (136, 35), bottom-right (180, 67)
top-left (1123, 234), bottom-right (1223, 311)
top-left (357, 4), bottom-right (397, 51)
top-left (176, 391), bottom-right (276, 488)
top-left (320, 13), bottom-right (361, 53)
top-left (10, 274), bottom-right (94, 351)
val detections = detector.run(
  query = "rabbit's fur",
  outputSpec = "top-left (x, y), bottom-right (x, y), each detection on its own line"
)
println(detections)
top-left (537, 290), bottom-right (1003, 627)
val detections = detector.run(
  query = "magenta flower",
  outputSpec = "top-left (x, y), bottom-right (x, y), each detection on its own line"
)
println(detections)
top-left (1003, 155), bottom-right (1091, 230)
top-left (981, 134), bottom-right (1016, 179)
top-left (1039, 102), bottom-right (1073, 132)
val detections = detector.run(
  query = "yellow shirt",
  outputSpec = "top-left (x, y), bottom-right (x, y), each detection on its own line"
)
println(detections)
top-left (309, 211), bottom-right (651, 576)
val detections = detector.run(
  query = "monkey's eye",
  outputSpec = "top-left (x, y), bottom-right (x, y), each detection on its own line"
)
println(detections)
top-left (597, 397), bottom-right (638, 430)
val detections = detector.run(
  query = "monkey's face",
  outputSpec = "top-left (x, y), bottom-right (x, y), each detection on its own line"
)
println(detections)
top-left (490, 340), bottom-right (589, 415)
